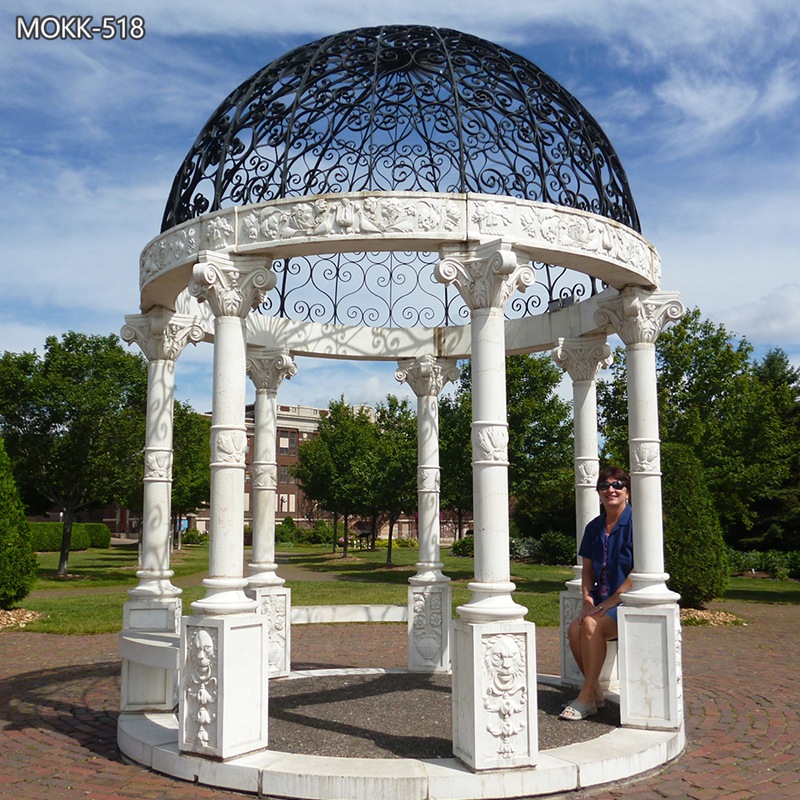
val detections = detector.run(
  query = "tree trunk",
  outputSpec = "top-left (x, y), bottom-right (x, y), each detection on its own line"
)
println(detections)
top-left (342, 512), bottom-right (349, 558)
top-left (386, 517), bottom-right (395, 566)
top-left (332, 512), bottom-right (338, 553)
top-left (57, 512), bottom-right (75, 577)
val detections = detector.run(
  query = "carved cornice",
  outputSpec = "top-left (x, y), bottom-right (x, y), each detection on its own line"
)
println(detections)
top-left (246, 349), bottom-right (298, 393)
top-left (121, 307), bottom-right (204, 362)
top-left (418, 466), bottom-right (441, 493)
top-left (594, 287), bottom-right (684, 346)
top-left (253, 462), bottom-right (277, 490)
top-left (435, 240), bottom-right (536, 311)
top-left (575, 458), bottom-right (599, 487)
top-left (551, 337), bottom-right (613, 383)
top-left (142, 193), bottom-right (661, 293)
top-left (144, 449), bottom-right (173, 482)
top-left (188, 253), bottom-right (276, 318)
top-left (210, 428), bottom-right (248, 467)
top-left (395, 354), bottom-right (459, 397)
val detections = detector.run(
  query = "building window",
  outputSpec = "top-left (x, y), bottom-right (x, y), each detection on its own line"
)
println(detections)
top-left (279, 464), bottom-right (289, 484)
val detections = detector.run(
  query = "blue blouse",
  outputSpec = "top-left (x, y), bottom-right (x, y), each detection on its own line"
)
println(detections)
top-left (578, 504), bottom-right (634, 601)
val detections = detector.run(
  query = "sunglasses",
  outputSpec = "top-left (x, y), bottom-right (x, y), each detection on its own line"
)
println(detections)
top-left (597, 480), bottom-right (626, 491)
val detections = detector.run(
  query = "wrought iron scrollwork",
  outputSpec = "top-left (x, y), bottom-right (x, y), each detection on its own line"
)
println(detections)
top-left (162, 25), bottom-right (640, 234)
top-left (257, 251), bottom-right (600, 328)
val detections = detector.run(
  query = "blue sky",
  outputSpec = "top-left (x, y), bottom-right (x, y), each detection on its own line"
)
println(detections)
top-left (2, 1), bottom-right (799, 413)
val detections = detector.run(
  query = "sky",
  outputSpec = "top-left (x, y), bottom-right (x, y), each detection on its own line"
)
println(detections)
top-left (2, 1), bottom-right (799, 414)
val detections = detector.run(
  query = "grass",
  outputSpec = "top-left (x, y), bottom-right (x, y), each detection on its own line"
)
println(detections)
top-left (11, 541), bottom-right (799, 635)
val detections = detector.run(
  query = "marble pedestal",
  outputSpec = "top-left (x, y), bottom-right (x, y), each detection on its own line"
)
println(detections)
top-left (249, 585), bottom-right (292, 678)
top-left (408, 583), bottom-right (451, 672)
top-left (618, 604), bottom-right (683, 731)
top-left (179, 614), bottom-right (269, 760)
top-left (121, 597), bottom-right (182, 713)
top-left (452, 620), bottom-right (538, 771)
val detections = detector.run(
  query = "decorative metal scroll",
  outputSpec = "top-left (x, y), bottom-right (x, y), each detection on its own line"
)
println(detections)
top-left (163, 25), bottom-right (640, 233)
top-left (257, 251), bottom-right (601, 327)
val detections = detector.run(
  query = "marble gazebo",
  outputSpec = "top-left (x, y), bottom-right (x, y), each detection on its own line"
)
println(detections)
top-left (118, 25), bottom-right (685, 800)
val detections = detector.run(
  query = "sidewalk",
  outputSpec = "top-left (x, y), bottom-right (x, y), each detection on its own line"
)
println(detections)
top-left (1, 599), bottom-right (798, 799)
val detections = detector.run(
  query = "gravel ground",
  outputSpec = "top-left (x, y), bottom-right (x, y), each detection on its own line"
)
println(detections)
top-left (268, 671), bottom-right (619, 758)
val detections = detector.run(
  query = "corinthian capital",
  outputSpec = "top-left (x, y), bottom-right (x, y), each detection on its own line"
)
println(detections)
top-left (188, 253), bottom-right (276, 318)
top-left (594, 287), bottom-right (684, 346)
top-left (246, 348), bottom-right (298, 393)
top-left (121, 306), bottom-right (205, 362)
top-left (434, 239), bottom-right (535, 311)
top-left (551, 337), bottom-right (613, 383)
top-left (395, 355), bottom-right (460, 398)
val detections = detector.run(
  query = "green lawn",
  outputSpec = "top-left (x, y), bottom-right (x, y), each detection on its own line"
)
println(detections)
top-left (13, 541), bottom-right (799, 635)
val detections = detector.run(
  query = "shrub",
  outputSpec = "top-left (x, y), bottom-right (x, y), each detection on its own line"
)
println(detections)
top-left (0, 438), bottom-right (38, 608)
top-left (294, 519), bottom-right (334, 545)
top-left (181, 527), bottom-right (204, 545)
top-left (661, 443), bottom-right (729, 608)
top-left (524, 530), bottom-right (576, 566)
top-left (395, 537), bottom-right (418, 548)
top-left (450, 535), bottom-right (474, 557)
top-left (83, 523), bottom-right (111, 548)
top-left (29, 522), bottom-right (90, 552)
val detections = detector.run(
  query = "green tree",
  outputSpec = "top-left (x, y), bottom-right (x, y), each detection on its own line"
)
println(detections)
top-left (373, 395), bottom-right (417, 565)
top-left (598, 309), bottom-right (793, 543)
top-left (171, 402), bottom-right (211, 533)
top-left (661, 443), bottom-right (729, 608)
top-left (0, 437), bottom-right (38, 608)
top-left (293, 398), bottom-right (375, 557)
top-left (439, 354), bottom-right (574, 540)
top-left (439, 382), bottom-right (473, 538)
top-left (0, 333), bottom-right (148, 576)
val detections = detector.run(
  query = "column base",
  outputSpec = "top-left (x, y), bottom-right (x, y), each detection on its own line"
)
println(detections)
top-left (180, 613), bottom-right (269, 760)
top-left (408, 582), bottom-right (451, 672)
top-left (191, 577), bottom-right (258, 615)
top-left (128, 569), bottom-right (182, 599)
top-left (249, 585), bottom-right (292, 677)
top-left (622, 572), bottom-right (681, 605)
top-left (452, 619), bottom-right (538, 771)
top-left (618, 603), bottom-right (683, 731)
top-left (123, 595), bottom-right (182, 633)
top-left (247, 563), bottom-right (286, 589)
top-left (456, 582), bottom-right (527, 624)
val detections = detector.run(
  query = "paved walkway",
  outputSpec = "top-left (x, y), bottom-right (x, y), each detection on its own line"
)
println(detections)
top-left (1, 598), bottom-right (798, 799)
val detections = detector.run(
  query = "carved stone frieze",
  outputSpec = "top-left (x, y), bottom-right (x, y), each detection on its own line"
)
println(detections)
top-left (436, 240), bottom-right (535, 311)
top-left (482, 633), bottom-right (528, 759)
top-left (595, 287), bottom-right (685, 346)
top-left (141, 193), bottom-right (661, 292)
top-left (211, 428), bottom-right (247, 465)
top-left (395, 354), bottom-right (459, 397)
top-left (472, 423), bottom-right (509, 464)
top-left (551, 337), bottom-right (613, 383)
top-left (188, 254), bottom-right (276, 318)
top-left (246, 350), bottom-right (298, 393)
top-left (144, 449), bottom-right (172, 481)
top-left (185, 626), bottom-right (218, 749)
top-left (140, 222), bottom-right (198, 287)
top-left (121, 307), bottom-right (204, 362)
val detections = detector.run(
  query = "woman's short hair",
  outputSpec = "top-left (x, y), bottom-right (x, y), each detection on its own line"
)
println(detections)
top-left (596, 466), bottom-right (631, 493)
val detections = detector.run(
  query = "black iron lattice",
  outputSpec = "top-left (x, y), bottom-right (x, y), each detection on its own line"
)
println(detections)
top-left (162, 25), bottom-right (639, 233)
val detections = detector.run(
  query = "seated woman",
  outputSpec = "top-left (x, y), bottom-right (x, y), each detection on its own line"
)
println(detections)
top-left (560, 466), bottom-right (633, 721)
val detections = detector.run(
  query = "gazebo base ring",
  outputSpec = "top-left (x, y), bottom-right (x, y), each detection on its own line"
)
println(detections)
top-left (117, 671), bottom-right (684, 800)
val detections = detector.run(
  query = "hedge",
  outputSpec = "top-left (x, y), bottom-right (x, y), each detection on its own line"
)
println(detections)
top-left (29, 521), bottom-right (111, 552)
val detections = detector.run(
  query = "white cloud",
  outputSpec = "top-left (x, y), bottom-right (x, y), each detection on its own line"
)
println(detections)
top-left (722, 284), bottom-right (800, 345)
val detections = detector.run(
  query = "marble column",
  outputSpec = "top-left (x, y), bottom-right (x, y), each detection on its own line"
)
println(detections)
top-left (119, 307), bottom-right (204, 712)
top-left (436, 240), bottom-right (539, 770)
top-left (551, 337), bottom-right (614, 689)
top-left (396, 354), bottom-right (459, 672)
top-left (179, 253), bottom-right (274, 760)
top-left (595, 286), bottom-right (685, 731)
top-left (246, 347), bottom-right (297, 677)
